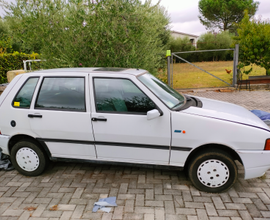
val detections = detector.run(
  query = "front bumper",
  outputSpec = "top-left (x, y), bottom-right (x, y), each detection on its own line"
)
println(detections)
top-left (0, 134), bottom-right (10, 155)
top-left (238, 150), bottom-right (270, 179)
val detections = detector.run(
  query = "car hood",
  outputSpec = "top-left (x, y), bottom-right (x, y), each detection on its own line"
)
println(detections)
top-left (182, 96), bottom-right (270, 131)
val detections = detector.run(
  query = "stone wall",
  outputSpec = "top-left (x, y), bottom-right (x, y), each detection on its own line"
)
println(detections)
top-left (0, 70), bottom-right (26, 96)
top-left (7, 70), bottom-right (26, 83)
top-left (0, 85), bottom-right (6, 95)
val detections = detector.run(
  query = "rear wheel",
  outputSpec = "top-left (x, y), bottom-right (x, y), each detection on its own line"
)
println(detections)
top-left (10, 140), bottom-right (47, 176)
top-left (188, 150), bottom-right (238, 193)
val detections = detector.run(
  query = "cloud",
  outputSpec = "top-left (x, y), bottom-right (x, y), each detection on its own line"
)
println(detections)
top-left (169, 7), bottom-right (199, 23)
top-left (169, 0), bottom-right (270, 36)
top-left (251, 0), bottom-right (270, 22)
top-left (256, 0), bottom-right (270, 17)
top-left (172, 20), bottom-right (207, 36)
top-left (168, 5), bottom-right (206, 35)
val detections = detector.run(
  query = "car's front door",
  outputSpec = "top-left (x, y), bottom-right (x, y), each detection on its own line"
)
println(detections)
top-left (29, 75), bottom-right (96, 160)
top-left (90, 75), bottom-right (171, 165)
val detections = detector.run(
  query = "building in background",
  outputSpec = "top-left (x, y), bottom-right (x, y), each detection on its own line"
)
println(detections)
top-left (171, 30), bottom-right (199, 47)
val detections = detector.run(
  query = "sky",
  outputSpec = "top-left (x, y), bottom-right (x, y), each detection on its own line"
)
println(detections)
top-left (1, 0), bottom-right (270, 36)
top-left (151, 0), bottom-right (270, 36)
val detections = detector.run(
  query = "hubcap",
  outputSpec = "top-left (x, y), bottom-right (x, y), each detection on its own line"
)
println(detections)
top-left (197, 159), bottom-right (229, 188)
top-left (16, 147), bottom-right (39, 172)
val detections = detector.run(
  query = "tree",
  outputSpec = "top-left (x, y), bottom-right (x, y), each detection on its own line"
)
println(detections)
top-left (234, 10), bottom-right (270, 75)
top-left (0, 18), bottom-right (12, 53)
top-left (169, 36), bottom-right (195, 53)
top-left (169, 36), bottom-right (195, 62)
top-left (198, 0), bottom-right (259, 32)
top-left (197, 31), bottom-right (233, 61)
top-left (2, 0), bottom-right (170, 73)
top-left (0, 17), bottom-right (26, 53)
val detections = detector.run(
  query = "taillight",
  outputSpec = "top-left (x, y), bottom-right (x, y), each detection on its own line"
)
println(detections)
top-left (264, 139), bottom-right (270, 150)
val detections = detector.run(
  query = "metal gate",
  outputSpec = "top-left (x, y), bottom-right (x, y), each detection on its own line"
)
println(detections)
top-left (167, 44), bottom-right (239, 88)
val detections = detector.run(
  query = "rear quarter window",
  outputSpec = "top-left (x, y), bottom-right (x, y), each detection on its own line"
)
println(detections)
top-left (12, 77), bottom-right (39, 108)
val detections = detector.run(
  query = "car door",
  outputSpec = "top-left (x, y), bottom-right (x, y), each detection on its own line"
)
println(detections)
top-left (90, 74), bottom-right (171, 165)
top-left (28, 74), bottom-right (96, 160)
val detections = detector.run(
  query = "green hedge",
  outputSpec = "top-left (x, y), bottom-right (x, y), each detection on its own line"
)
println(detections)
top-left (0, 52), bottom-right (40, 84)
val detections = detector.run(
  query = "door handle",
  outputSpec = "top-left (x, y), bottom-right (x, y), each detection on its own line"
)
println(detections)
top-left (28, 114), bottom-right (42, 118)
top-left (92, 117), bottom-right (107, 122)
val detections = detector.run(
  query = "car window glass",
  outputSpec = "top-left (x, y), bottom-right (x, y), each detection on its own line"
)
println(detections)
top-left (13, 77), bottom-right (39, 108)
top-left (35, 77), bottom-right (85, 111)
top-left (138, 73), bottom-right (185, 109)
top-left (94, 78), bottom-right (155, 114)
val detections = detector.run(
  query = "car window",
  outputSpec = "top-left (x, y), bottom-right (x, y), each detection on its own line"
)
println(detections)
top-left (138, 73), bottom-right (185, 109)
top-left (35, 77), bottom-right (85, 111)
top-left (94, 78), bottom-right (155, 114)
top-left (13, 77), bottom-right (39, 108)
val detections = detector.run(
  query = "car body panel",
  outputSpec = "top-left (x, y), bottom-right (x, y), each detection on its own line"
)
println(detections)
top-left (0, 134), bottom-right (9, 155)
top-left (89, 73), bottom-right (171, 164)
top-left (0, 75), bottom-right (36, 145)
top-left (237, 150), bottom-right (270, 179)
top-left (0, 74), bottom-right (23, 107)
top-left (184, 97), bottom-right (270, 130)
top-left (170, 110), bottom-right (270, 179)
top-left (28, 73), bottom-right (96, 159)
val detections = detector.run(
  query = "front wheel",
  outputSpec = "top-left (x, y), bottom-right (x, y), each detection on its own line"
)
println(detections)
top-left (10, 140), bottom-right (47, 176)
top-left (188, 150), bottom-right (238, 193)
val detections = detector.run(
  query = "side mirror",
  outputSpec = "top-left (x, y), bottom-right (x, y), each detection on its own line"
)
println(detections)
top-left (147, 109), bottom-right (161, 120)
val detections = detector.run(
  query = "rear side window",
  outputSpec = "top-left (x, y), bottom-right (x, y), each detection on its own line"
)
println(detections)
top-left (13, 77), bottom-right (39, 108)
top-left (35, 77), bottom-right (85, 111)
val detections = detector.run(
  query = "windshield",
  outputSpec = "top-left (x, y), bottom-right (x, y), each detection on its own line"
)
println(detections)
top-left (138, 73), bottom-right (185, 109)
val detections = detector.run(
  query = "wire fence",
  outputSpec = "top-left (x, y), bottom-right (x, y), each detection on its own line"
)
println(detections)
top-left (167, 45), bottom-right (239, 89)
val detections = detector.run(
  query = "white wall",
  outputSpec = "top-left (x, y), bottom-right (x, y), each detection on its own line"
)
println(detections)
top-left (171, 31), bottom-right (199, 48)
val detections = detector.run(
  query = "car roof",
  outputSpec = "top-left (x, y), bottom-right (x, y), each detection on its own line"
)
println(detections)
top-left (30, 67), bottom-right (148, 76)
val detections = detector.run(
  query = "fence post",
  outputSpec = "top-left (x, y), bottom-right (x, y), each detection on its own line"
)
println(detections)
top-left (166, 50), bottom-right (171, 86)
top-left (23, 60), bottom-right (27, 71)
top-left (171, 55), bottom-right (173, 88)
top-left (233, 44), bottom-right (239, 86)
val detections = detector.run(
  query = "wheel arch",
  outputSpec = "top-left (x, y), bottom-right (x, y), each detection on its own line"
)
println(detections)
top-left (8, 134), bottom-right (51, 159)
top-left (184, 143), bottom-right (242, 169)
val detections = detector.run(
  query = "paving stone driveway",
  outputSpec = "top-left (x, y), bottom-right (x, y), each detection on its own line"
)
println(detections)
top-left (1, 90), bottom-right (270, 220)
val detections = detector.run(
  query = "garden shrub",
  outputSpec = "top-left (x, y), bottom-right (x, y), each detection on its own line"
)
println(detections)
top-left (234, 10), bottom-right (270, 75)
top-left (169, 36), bottom-right (196, 63)
top-left (5, 0), bottom-right (170, 74)
top-left (197, 31), bottom-right (234, 61)
top-left (0, 52), bottom-right (39, 84)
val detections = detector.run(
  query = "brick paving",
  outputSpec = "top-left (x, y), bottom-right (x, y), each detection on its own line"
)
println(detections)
top-left (1, 90), bottom-right (270, 220)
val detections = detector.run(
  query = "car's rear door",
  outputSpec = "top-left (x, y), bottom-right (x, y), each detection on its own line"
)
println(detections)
top-left (89, 73), bottom-right (171, 165)
top-left (28, 73), bottom-right (96, 160)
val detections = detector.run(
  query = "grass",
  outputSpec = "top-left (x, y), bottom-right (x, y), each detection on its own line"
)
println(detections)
top-left (161, 61), bottom-right (266, 89)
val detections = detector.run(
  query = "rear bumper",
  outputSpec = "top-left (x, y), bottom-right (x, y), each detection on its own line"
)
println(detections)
top-left (238, 150), bottom-right (270, 179)
top-left (0, 134), bottom-right (10, 155)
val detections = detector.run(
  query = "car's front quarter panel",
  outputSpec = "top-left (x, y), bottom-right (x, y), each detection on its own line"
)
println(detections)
top-left (170, 110), bottom-right (270, 179)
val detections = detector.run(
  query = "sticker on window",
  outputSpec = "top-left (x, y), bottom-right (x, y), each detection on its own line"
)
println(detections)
top-left (14, 102), bottom-right (20, 107)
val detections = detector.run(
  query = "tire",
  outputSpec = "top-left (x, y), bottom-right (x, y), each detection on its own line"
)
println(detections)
top-left (188, 150), bottom-right (238, 193)
top-left (10, 140), bottom-right (47, 176)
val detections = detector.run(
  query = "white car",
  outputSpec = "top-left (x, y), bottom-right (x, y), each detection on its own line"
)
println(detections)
top-left (0, 68), bottom-right (270, 193)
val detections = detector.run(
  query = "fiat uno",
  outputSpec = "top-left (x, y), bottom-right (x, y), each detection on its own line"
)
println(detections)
top-left (0, 67), bottom-right (270, 193)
